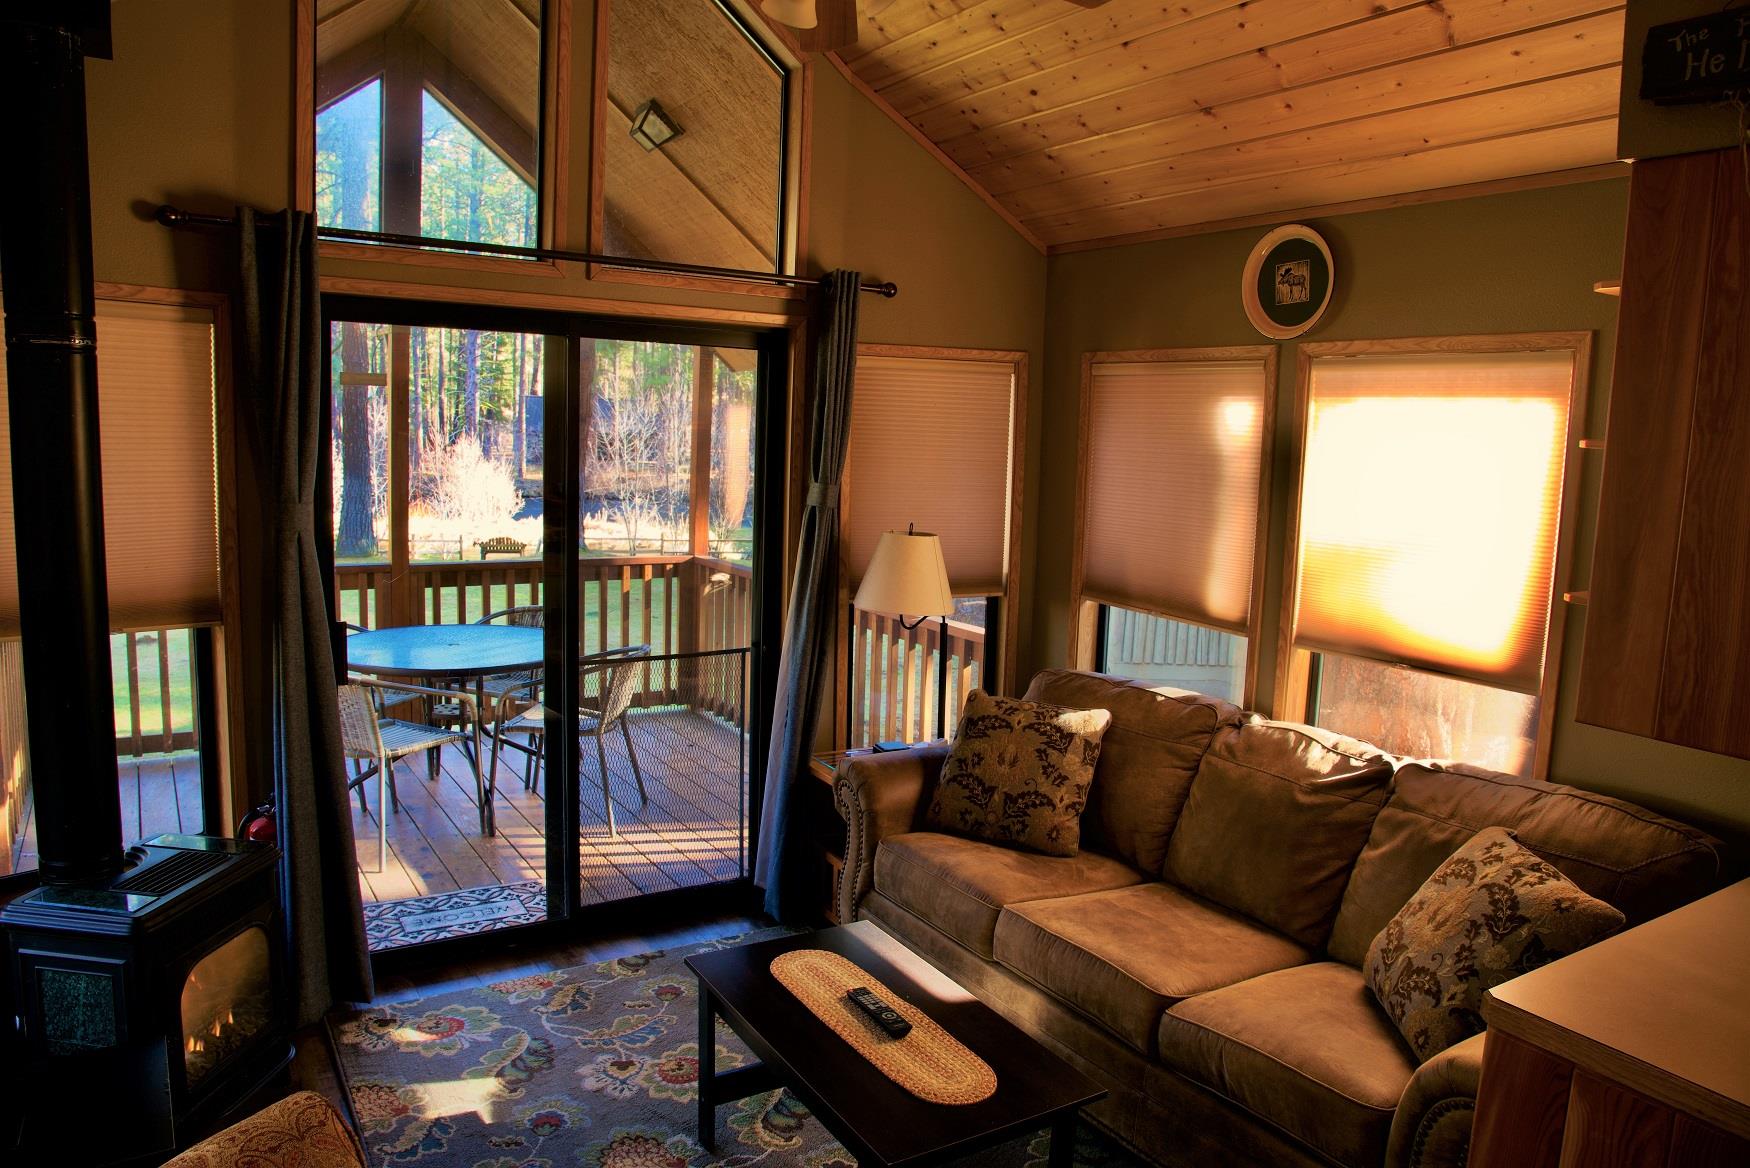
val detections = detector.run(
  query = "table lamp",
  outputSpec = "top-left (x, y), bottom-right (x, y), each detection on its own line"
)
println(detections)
top-left (853, 525), bottom-right (955, 747)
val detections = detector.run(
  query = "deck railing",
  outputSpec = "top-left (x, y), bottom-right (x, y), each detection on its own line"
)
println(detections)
top-left (847, 609), bottom-right (986, 747)
top-left (335, 553), bottom-right (755, 708)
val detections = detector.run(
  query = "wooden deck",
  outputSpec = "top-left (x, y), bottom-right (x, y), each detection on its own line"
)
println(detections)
top-left (9, 709), bottom-right (748, 921)
top-left (351, 707), bottom-right (746, 909)
top-left (9, 755), bottom-right (207, 874)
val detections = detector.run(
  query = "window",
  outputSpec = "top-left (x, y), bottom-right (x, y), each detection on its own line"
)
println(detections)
top-left (313, 0), bottom-right (543, 250)
top-left (330, 322), bottom-right (549, 628)
top-left (1097, 606), bottom-right (1247, 706)
top-left (1072, 350), bottom-right (1276, 706)
top-left (0, 294), bottom-right (228, 875)
top-left (596, 0), bottom-right (789, 274)
top-left (1283, 339), bottom-right (1584, 776)
top-left (842, 349), bottom-right (1023, 745)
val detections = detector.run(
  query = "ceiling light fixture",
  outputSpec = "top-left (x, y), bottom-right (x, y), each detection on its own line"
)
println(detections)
top-left (629, 99), bottom-right (682, 151)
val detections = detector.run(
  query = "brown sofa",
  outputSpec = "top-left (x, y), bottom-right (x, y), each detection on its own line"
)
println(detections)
top-left (834, 670), bottom-right (1726, 1168)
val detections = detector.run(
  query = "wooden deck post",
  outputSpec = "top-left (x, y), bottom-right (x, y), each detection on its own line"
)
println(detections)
top-left (388, 325), bottom-right (415, 627)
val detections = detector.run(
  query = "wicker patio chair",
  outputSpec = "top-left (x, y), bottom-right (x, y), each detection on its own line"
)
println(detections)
top-left (339, 678), bottom-right (485, 872)
top-left (489, 645), bottom-right (652, 836)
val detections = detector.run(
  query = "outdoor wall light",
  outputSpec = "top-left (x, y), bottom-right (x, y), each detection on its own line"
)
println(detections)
top-left (629, 99), bottom-right (683, 151)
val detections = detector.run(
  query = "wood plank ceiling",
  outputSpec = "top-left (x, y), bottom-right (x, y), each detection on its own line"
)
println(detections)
top-left (834, 0), bottom-right (1627, 250)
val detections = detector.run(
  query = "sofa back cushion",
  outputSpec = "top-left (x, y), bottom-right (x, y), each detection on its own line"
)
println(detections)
top-left (1163, 717), bottom-right (1396, 947)
top-left (1023, 670), bottom-right (1241, 872)
top-left (1326, 762), bottom-right (1726, 966)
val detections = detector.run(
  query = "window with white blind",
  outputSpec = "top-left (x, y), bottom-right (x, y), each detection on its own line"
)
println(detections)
top-left (844, 352), bottom-right (1018, 595)
top-left (1285, 339), bottom-right (1585, 777)
top-left (842, 348), bottom-right (1023, 747)
top-left (0, 299), bottom-right (221, 633)
top-left (1073, 349), bottom-right (1276, 706)
top-left (0, 291), bottom-right (228, 876)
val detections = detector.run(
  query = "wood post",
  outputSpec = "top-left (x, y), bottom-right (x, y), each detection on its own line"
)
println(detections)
top-left (388, 324), bottom-right (415, 627)
top-left (690, 349), bottom-right (714, 557)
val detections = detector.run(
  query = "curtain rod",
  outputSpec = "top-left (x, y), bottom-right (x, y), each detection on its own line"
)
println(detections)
top-left (153, 205), bottom-right (899, 298)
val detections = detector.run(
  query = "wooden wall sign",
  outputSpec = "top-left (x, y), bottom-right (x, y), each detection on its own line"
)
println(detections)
top-left (1641, 11), bottom-right (1750, 105)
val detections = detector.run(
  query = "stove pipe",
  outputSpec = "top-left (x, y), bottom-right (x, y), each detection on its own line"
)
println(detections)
top-left (0, 6), bottom-right (125, 884)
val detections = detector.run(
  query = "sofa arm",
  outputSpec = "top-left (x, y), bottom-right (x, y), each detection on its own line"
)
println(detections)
top-left (1386, 1031), bottom-right (1487, 1168)
top-left (164, 1090), bottom-right (367, 1167)
top-left (834, 742), bottom-right (951, 924)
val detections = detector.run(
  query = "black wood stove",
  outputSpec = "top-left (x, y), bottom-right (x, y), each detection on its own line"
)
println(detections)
top-left (0, 5), bottom-right (291, 1162)
top-left (2, 837), bottom-right (290, 1160)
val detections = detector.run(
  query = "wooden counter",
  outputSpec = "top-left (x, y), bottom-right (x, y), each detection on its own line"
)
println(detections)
top-left (1471, 879), bottom-right (1750, 1167)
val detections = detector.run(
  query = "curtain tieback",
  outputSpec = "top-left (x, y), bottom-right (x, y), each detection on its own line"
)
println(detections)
top-left (806, 481), bottom-right (841, 509)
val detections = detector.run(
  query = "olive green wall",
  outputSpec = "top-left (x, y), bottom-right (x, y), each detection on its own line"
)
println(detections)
top-left (1033, 179), bottom-right (1750, 847)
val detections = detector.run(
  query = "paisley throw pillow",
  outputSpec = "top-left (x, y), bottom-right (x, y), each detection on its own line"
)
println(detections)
top-left (1365, 825), bottom-right (1625, 1063)
top-left (924, 689), bottom-right (1111, 857)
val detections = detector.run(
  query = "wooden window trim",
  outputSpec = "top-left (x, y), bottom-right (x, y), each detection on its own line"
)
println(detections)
top-left (1273, 332), bottom-right (1594, 781)
top-left (831, 343), bottom-right (1029, 747)
top-left (585, 0), bottom-right (809, 301)
top-left (292, 0), bottom-right (570, 279)
top-left (1069, 345), bottom-right (1278, 712)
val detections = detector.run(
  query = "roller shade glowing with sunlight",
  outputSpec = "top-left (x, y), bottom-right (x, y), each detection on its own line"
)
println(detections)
top-left (0, 299), bottom-right (220, 635)
top-left (1293, 350), bottom-right (1574, 694)
top-left (1081, 359), bottom-right (1269, 630)
top-left (845, 355), bottom-right (1014, 595)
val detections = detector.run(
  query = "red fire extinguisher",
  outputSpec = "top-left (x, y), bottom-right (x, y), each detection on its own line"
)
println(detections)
top-left (238, 802), bottom-right (277, 843)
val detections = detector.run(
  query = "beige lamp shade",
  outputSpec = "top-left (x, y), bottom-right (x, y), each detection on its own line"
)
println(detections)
top-left (761, 0), bottom-right (818, 29)
top-left (853, 530), bottom-right (954, 619)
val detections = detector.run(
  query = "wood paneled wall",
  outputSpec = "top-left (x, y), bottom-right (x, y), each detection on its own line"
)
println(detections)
top-left (1577, 148), bottom-right (1750, 760)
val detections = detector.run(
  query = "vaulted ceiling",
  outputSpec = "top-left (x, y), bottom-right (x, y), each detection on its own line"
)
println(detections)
top-left (833, 1), bottom-right (1627, 250)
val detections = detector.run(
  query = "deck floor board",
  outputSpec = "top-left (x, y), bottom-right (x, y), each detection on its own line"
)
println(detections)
top-left (10, 710), bottom-right (749, 923)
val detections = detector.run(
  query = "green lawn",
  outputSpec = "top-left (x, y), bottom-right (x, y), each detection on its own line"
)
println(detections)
top-left (110, 628), bottom-right (196, 742)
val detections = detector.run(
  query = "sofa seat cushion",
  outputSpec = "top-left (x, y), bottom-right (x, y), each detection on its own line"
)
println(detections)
top-left (992, 883), bottom-right (1312, 1054)
top-left (872, 832), bottom-right (1143, 959)
top-left (1157, 962), bottom-right (1417, 1168)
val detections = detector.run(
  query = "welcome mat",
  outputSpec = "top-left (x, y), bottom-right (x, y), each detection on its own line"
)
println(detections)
top-left (328, 928), bottom-right (1145, 1168)
top-left (363, 880), bottom-right (548, 950)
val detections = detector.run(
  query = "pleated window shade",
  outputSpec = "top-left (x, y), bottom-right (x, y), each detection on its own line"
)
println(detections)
top-left (1293, 350), bottom-right (1574, 694)
top-left (1080, 359), bottom-right (1269, 631)
top-left (845, 355), bottom-right (1015, 596)
top-left (0, 299), bottom-right (220, 636)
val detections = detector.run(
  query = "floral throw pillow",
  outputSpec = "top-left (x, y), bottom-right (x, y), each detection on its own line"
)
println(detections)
top-left (924, 689), bottom-right (1111, 857)
top-left (1365, 825), bottom-right (1625, 1063)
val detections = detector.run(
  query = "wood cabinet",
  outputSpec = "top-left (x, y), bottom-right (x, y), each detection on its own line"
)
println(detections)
top-left (1577, 147), bottom-right (1750, 759)
top-left (1471, 880), bottom-right (1750, 1168)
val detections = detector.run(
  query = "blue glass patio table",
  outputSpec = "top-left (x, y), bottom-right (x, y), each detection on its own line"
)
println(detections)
top-left (346, 624), bottom-right (545, 835)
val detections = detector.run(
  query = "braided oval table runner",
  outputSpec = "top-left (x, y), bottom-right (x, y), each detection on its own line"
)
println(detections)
top-left (768, 949), bottom-right (998, 1105)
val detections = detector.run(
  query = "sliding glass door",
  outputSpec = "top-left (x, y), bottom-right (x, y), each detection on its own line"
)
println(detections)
top-left (322, 297), bottom-right (783, 955)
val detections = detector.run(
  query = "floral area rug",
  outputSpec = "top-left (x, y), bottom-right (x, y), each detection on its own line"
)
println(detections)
top-left (327, 928), bottom-right (1145, 1168)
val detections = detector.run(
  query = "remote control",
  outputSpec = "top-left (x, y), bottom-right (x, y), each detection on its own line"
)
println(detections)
top-left (846, 986), bottom-right (912, 1038)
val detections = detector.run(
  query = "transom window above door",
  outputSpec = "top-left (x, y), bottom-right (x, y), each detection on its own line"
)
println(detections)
top-left (595, 0), bottom-right (792, 275)
top-left (312, 0), bottom-right (544, 251)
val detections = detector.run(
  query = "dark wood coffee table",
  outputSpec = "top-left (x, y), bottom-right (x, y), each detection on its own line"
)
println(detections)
top-left (684, 922), bottom-right (1105, 1168)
